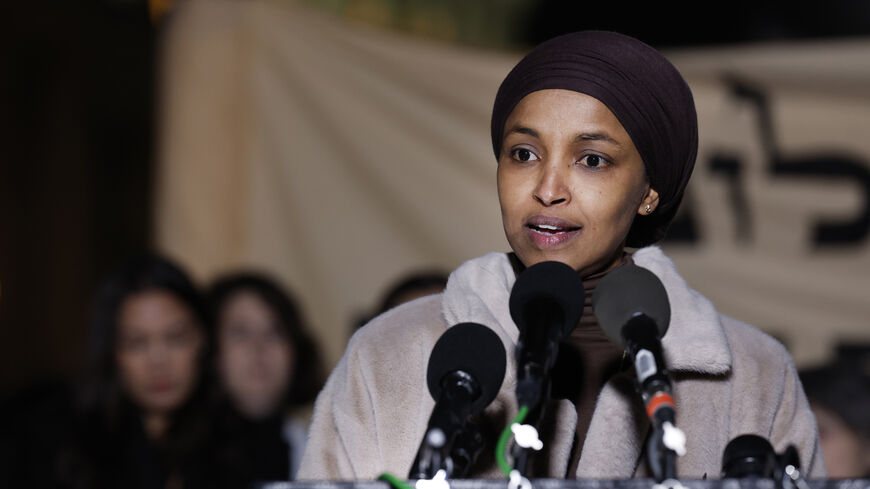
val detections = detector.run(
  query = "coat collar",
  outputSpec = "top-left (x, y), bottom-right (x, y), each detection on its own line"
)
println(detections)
top-left (441, 247), bottom-right (733, 377)
top-left (442, 248), bottom-right (733, 477)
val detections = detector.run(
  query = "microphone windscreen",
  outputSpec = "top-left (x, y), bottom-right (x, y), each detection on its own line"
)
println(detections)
top-left (509, 261), bottom-right (585, 337)
top-left (721, 434), bottom-right (777, 478)
top-left (426, 322), bottom-right (507, 413)
top-left (591, 264), bottom-right (670, 346)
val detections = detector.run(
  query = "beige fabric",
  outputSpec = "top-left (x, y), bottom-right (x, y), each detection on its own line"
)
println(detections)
top-left (297, 247), bottom-right (824, 480)
top-left (155, 0), bottom-right (870, 367)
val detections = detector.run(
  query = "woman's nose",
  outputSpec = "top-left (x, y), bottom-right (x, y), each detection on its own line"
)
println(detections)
top-left (533, 162), bottom-right (570, 206)
top-left (252, 335), bottom-right (269, 355)
top-left (146, 342), bottom-right (170, 366)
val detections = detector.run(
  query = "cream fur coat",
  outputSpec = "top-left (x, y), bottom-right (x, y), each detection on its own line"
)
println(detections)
top-left (298, 247), bottom-right (824, 480)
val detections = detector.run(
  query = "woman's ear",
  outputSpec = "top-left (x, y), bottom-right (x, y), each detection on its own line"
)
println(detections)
top-left (638, 187), bottom-right (660, 216)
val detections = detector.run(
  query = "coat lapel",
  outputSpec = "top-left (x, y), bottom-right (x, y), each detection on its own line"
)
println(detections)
top-left (440, 248), bottom-right (735, 478)
top-left (576, 373), bottom-right (650, 477)
top-left (578, 246), bottom-right (734, 477)
top-left (633, 246), bottom-right (732, 375)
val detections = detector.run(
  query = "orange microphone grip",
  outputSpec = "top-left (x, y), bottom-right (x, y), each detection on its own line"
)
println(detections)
top-left (646, 392), bottom-right (676, 419)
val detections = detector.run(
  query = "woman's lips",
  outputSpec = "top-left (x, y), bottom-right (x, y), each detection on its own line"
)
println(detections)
top-left (147, 381), bottom-right (176, 395)
top-left (525, 216), bottom-right (581, 248)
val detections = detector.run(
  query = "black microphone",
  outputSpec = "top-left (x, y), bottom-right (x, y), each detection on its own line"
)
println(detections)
top-left (722, 434), bottom-right (777, 478)
top-left (509, 261), bottom-right (585, 410)
top-left (722, 434), bottom-right (803, 489)
top-left (592, 263), bottom-right (671, 419)
top-left (592, 263), bottom-right (676, 481)
top-left (409, 322), bottom-right (507, 479)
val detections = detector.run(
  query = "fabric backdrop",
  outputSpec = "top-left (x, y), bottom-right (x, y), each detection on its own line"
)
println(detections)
top-left (155, 0), bottom-right (870, 367)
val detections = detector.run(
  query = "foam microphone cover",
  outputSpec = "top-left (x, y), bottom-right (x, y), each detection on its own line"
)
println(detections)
top-left (722, 434), bottom-right (777, 478)
top-left (426, 322), bottom-right (507, 414)
top-left (509, 261), bottom-right (585, 337)
top-left (592, 264), bottom-right (670, 347)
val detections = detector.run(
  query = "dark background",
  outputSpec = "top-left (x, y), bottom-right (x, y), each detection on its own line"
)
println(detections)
top-left (0, 0), bottom-right (154, 398)
top-left (524, 0), bottom-right (870, 47)
top-left (2, 0), bottom-right (869, 400)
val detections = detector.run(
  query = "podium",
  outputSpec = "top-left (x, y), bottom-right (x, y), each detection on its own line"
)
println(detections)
top-left (259, 480), bottom-right (870, 489)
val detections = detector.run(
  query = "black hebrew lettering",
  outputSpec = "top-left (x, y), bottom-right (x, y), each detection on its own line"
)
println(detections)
top-left (726, 75), bottom-right (870, 247)
top-left (709, 154), bottom-right (751, 242)
top-left (771, 154), bottom-right (870, 245)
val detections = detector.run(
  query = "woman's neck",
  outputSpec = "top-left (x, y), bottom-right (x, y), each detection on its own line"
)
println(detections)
top-left (142, 411), bottom-right (169, 441)
top-left (508, 248), bottom-right (631, 280)
top-left (582, 246), bottom-right (631, 279)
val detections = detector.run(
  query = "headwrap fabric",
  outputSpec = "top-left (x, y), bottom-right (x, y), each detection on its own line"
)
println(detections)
top-left (490, 31), bottom-right (698, 247)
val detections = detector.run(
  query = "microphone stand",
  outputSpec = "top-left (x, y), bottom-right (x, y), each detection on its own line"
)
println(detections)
top-left (509, 379), bottom-right (551, 476)
top-left (448, 422), bottom-right (485, 478)
top-left (409, 371), bottom-right (480, 479)
top-left (623, 316), bottom-right (685, 482)
top-left (646, 401), bottom-right (679, 482)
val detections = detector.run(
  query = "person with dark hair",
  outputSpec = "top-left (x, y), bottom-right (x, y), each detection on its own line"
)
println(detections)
top-left (206, 272), bottom-right (324, 486)
top-left (298, 31), bottom-right (823, 479)
top-left (352, 271), bottom-right (449, 334)
top-left (58, 254), bottom-right (211, 489)
top-left (376, 271), bottom-right (449, 316)
top-left (800, 363), bottom-right (870, 478)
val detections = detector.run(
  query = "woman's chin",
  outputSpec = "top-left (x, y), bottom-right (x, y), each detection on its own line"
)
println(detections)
top-left (514, 248), bottom-right (581, 271)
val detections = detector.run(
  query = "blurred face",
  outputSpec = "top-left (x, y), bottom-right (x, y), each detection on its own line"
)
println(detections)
top-left (115, 290), bottom-right (204, 416)
top-left (217, 290), bottom-right (293, 419)
top-left (813, 404), bottom-right (870, 478)
top-left (497, 89), bottom-right (659, 276)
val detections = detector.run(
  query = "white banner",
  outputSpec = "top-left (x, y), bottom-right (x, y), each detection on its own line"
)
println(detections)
top-left (156, 0), bottom-right (870, 367)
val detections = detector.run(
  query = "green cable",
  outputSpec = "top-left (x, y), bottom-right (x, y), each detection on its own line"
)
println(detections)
top-left (495, 405), bottom-right (529, 477)
top-left (378, 472), bottom-right (415, 489)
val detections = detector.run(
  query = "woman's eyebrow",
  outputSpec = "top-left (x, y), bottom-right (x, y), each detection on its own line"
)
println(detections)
top-left (505, 125), bottom-right (622, 148)
top-left (575, 132), bottom-right (622, 147)
top-left (504, 125), bottom-right (539, 138)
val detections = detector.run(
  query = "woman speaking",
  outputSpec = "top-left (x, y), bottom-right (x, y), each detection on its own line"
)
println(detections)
top-left (298, 31), bottom-right (823, 480)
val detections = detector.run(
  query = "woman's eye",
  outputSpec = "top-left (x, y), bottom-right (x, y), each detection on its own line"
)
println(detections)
top-left (512, 148), bottom-right (538, 162)
top-left (120, 336), bottom-right (147, 352)
top-left (226, 324), bottom-right (252, 342)
top-left (167, 331), bottom-right (191, 347)
top-left (581, 154), bottom-right (608, 168)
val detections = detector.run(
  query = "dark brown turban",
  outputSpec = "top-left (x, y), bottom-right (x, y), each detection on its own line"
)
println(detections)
top-left (490, 31), bottom-right (698, 247)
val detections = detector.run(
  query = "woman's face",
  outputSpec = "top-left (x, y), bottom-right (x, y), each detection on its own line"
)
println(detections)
top-left (115, 290), bottom-right (204, 415)
top-left (497, 89), bottom-right (658, 276)
top-left (217, 290), bottom-right (293, 419)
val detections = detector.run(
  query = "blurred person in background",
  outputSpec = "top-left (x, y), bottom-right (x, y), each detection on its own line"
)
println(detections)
top-left (57, 254), bottom-right (212, 489)
top-left (351, 270), bottom-right (448, 334)
top-left (800, 362), bottom-right (870, 478)
top-left (374, 271), bottom-right (449, 315)
top-left (207, 272), bottom-right (324, 486)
